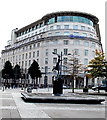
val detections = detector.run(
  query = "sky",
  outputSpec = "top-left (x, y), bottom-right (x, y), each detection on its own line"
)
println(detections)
top-left (0, 0), bottom-right (106, 56)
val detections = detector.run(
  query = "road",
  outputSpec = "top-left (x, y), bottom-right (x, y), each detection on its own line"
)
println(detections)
top-left (0, 88), bottom-right (106, 119)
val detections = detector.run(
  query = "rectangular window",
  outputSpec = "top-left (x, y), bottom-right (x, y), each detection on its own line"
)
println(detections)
top-left (46, 49), bottom-right (48, 56)
top-left (81, 26), bottom-right (85, 30)
top-left (82, 33), bottom-right (87, 37)
top-left (64, 32), bottom-right (70, 35)
top-left (45, 58), bottom-right (48, 64)
top-left (33, 52), bottom-right (35, 58)
top-left (53, 49), bottom-right (57, 54)
top-left (64, 49), bottom-right (68, 55)
top-left (53, 57), bottom-right (57, 64)
top-left (73, 32), bottom-right (79, 36)
top-left (74, 49), bottom-right (79, 55)
top-left (50, 26), bottom-right (54, 30)
top-left (84, 58), bottom-right (88, 65)
top-left (64, 40), bottom-right (68, 45)
top-left (63, 57), bottom-right (67, 64)
top-left (91, 43), bottom-right (96, 48)
top-left (55, 32), bottom-right (60, 36)
top-left (56, 25), bottom-right (61, 29)
top-left (84, 41), bottom-right (89, 47)
top-left (48, 33), bottom-right (52, 36)
top-left (73, 25), bottom-right (78, 30)
top-left (25, 61), bottom-right (27, 66)
top-left (29, 60), bottom-right (31, 66)
top-left (26, 53), bottom-right (27, 59)
top-left (84, 49), bottom-right (89, 56)
top-left (37, 51), bottom-right (39, 57)
top-left (73, 40), bottom-right (80, 45)
top-left (29, 52), bottom-right (31, 58)
top-left (64, 25), bottom-right (69, 29)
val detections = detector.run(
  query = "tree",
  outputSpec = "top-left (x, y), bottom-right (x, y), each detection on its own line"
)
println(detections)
top-left (13, 64), bottom-right (21, 86)
top-left (2, 61), bottom-right (14, 79)
top-left (2, 61), bottom-right (14, 88)
top-left (87, 50), bottom-right (106, 92)
top-left (64, 53), bottom-right (84, 93)
top-left (28, 60), bottom-right (42, 87)
top-left (87, 50), bottom-right (105, 79)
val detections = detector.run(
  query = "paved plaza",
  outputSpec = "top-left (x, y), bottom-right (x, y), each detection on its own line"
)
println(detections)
top-left (0, 87), bottom-right (106, 119)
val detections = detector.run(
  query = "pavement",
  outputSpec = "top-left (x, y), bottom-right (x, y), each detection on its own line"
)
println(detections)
top-left (0, 87), bottom-right (106, 119)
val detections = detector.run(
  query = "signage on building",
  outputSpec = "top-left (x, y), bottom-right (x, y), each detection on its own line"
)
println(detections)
top-left (69, 35), bottom-right (85, 39)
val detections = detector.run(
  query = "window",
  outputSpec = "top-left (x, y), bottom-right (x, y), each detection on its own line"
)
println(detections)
top-left (48, 33), bottom-right (52, 36)
top-left (22, 54), bottom-right (24, 59)
top-left (53, 57), bottom-right (57, 64)
top-left (88, 27), bottom-right (91, 31)
top-left (82, 33), bottom-right (87, 37)
top-left (56, 25), bottom-right (61, 29)
top-left (84, 41), bottom-right (89, 47)
top-left (46, 49), bottom-right (48, 56)
top-left (29, 60), bottom-right (31, 66)
top-left (91, 43), bottom-right (96, 48)
top-left (48, 17), bottom-right (55, 24)
top-left (64, 32), bottom-right (70, 35)
top-left (26, 53), bottom-right (28, 59)
top-left (92, 51), bottom-right (95, 57)
top-left (29, 45), bottom-right (32, 50)
top-left (74, 49), bottom-right (79, 55)
top-left (53, 49), bottom-right (57, 54)
top-left (73, 32), bottom-right (79, 36)
top-left (73, 40), bottom-right (80, 45)
top-left (73, 25), bottom-right (78, 30)
top-left (29, 52), bottom-right (31, 58)
top-left (64, 25), bottom-right (69, 29)
top-left (55, 32), bottom-right (60, 36)
top-left (90, 34), bottom-right (93, 38)
top-left (84, 49), bottom-right (88, 56)
top-left (50, 26), bottom-right (54, 30)
top-left (37, 43), bottom-right (40, 47)
top-left (45, 58), bottom-right (48, 64)
top-left (22, 61), bottom-right (24, 67)
top-left (25, 61), bottom-right (27, 66)
top-left (37, 51), bottom-right (39, 57)
top-left (64, 49), bottom-right (68, 55)
top-left (81, 26), bottom-right (85, 30)
top-left (63, 58), bottom-right (67, 64)
top-left (84, 58), bottom-right (88, 65)
top-left (64, 40), bottom-right (69, 45)
top-left (33, 44), bottom-right (36, 48)
top-left (33, 52), bottom-right (35, 58)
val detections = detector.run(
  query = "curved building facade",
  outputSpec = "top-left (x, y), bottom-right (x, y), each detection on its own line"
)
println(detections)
top-left (1, 11), bottom-right (102, 87)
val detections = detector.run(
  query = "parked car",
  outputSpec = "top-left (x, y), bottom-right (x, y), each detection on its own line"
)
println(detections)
top-left (92, 85), bottom-right (107, 92)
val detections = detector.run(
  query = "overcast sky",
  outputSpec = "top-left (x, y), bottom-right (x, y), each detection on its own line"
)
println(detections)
top-left (0, 0), bottom-right (105, 56)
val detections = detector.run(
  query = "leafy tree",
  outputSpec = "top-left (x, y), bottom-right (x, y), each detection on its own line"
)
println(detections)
top-left (2, 61), bottom-right (14, 79)
top-left (64, 53), bottom-right (84, 93)
top-left (13, 64), bottom-right (21, 80)
top-left (87, 50), bottom-right (107, 92)
top-left (87, 50), bottom-right (105, 79)
top-left (28, 60), bottom-right (42, 87)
